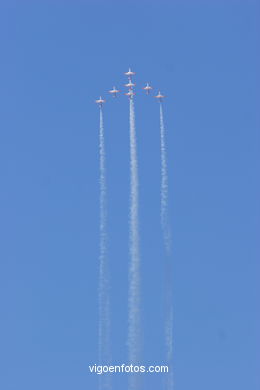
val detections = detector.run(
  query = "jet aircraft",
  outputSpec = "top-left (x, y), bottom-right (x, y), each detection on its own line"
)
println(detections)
top-left (125, 90), bottom-right (135, 98)
top-left (143, 82), bottom-right (153, 94)
top-left (95, 96), bottom-right (106, 106)
top-left (125, 80), bottom-right (136, 89)
top-left (154, 91), bottom-right (165, 101)
top-left (109, 86), bottom-right (120, 97)
top-left (124, 68), bottom-right (136, 78)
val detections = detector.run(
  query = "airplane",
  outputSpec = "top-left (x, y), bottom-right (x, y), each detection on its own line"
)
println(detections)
top-left (124, 68), bottom-right (136, 77)
top-left (109, 86), bottom-right (120, 97)
top-left (95, 96), bottom-right (106, 106)
top-left (143, 82), bottom-right (153, 95)
top-left (125, 90), bottom-right (136, 98)
top-left (154, 91), bottom-right (165, 101)
top-left (125, 80), bottom-right (136, 89)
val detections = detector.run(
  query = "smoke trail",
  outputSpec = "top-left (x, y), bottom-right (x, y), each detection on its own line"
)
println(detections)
top-left (128, 96), bottom-right (141, 390)
top-left (98, 107), bottom-right (112, 390)
top-left (159, 102), bottom-right (174, 390)
top-left (160, 102), bottom-right (171, 255)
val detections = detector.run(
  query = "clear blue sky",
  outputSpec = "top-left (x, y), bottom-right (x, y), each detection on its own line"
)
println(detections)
top-left (0, 1), bottom-right (259, 389)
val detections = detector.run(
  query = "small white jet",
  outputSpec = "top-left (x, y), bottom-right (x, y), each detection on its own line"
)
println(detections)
top-left (124, 68), bottom-right (136, 77)
top-left (143, 82), bottom-right (153, 95)
top-left (154, 91), bottom-right (165, 101)
top-left (109, 86), bottom-right (120, 97)
top-left (125, 90), bottom-right (136, 98)
top-left (125, 80), bottom-right (136, 89)
top-left (95, 96), bottom-right (106, 106)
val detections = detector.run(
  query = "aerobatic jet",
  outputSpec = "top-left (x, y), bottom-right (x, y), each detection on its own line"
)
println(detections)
top-left (154, 91), bottom-right (165, 101)
top-left (124, 68), bottom-right (136, 77)
top-left (95, 96), bottom-right (106, 106)
top-left (125, 80), bottom-right (136, 89)
top-left (125, 90), bottom-right (135, 98)
top-left (143, 82), bottom-right (153, 95)
top-left (109, 86), bottom-right (120, 97)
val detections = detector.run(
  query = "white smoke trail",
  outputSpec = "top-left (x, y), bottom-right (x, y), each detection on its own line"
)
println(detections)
top-left (128, 96), bottom-right (141, 390)
top-left (98, 107), bottom-right (112, 390)
top-left (160, 102), bottom-right (174, 390)
top-left (160, 102), bottom-right (171, 255)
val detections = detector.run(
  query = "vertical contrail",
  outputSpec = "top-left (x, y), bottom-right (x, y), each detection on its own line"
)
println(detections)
top-left (128, 95), bottom-right (141, 390)
top-left (98, 106), bottom-right (111, 390)
top-left (160, 101), bottom-right (171, 255)
top-left (159, 101), bottom-right (174, 390)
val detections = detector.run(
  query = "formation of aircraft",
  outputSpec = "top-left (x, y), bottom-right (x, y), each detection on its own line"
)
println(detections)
top-left (109, 86), bottom-right (120, 97)
top-left (95, 69), bottom-right (166, 104)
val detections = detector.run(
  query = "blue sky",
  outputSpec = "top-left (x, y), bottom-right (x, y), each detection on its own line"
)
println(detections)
top-left (0, 1), bottom-right (259, 389)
